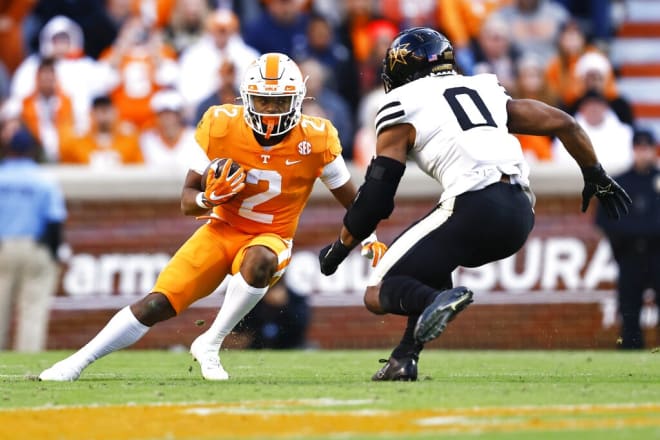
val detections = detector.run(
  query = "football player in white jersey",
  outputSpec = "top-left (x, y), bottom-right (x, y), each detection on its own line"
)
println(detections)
top-left (319, 27), bottom-right (632, 381)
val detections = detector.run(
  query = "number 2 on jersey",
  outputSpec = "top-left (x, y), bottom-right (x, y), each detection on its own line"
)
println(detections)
top-left (238, 169), bottom-right (281, 224)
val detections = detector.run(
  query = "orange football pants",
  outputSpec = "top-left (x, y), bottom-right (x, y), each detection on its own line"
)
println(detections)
top-left (153, 220), bottom-right (292, 314)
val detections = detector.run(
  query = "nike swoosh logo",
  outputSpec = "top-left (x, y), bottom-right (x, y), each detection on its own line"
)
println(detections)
top-left (208, 191), bottom-right (231, 201)
top-left (285, 159), bottom-right (302, 166)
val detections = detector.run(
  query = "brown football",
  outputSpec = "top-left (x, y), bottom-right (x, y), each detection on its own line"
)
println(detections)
top-left (200, 158), bottom-right (242, 191)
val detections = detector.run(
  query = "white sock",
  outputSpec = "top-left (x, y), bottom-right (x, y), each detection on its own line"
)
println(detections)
top-left (199, 272), bottom-right (268, 349)
top-left (65, 306), bottom-right (150, 369)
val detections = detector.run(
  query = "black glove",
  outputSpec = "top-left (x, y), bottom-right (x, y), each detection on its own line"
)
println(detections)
top-left (318, 239), bottom-right (352, 276)
top-left (581, 163), bottom-right (632, 219)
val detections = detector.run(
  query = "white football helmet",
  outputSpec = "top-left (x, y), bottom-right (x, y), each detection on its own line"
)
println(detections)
top-left (240, 53), bottom-right (306, 138)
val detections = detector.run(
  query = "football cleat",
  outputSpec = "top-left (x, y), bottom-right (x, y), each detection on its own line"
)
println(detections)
top-left (414, 287), bottom-right (473, 344)
top-left (38, 360), bottom-right (83, 382)
top-left (190, 336), bottom-right (229, 381)
top-left (371, 356), bottom-right (418, 381)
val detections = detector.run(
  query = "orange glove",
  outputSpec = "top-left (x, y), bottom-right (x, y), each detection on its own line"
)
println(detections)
top-left (204, 159), bottom-right (246, 206)
top-left (360, 233), bottom-right (388, 268)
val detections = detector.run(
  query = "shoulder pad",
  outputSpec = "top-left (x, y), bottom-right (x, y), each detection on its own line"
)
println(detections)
top-left (299, 115), bottom-right (330, 137)
top-left (300, 115), bottom-right (337, 146)
top-left (375, 98), bottom-right (406, 135)
top-left (205, 104), bottom-right (243, 138)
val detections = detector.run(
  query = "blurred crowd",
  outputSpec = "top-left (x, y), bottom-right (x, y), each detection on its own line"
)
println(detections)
top-left (0, 0), bottom-right (652, 174)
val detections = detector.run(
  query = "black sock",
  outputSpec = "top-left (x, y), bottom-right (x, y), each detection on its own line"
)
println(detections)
top-left (391, 316), bottom-right (423, 360)
top-left (379, 275), bottom-right (438, 315)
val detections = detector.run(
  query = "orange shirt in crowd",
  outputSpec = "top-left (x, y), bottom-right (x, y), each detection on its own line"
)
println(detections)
top-left (514, 133), bottom-right (553, 161)
top-left (0, 0), bottom-right (36, 73)
top-left (21, 90), bottom-right (76, 147)
top-left (100, 44), bottom-right (178, 129)
top-left (348, 9), bottom-right (393, 64)
top-left (131, 0), bottom-right (176, 28)
top-left (436, 0), bottom-right (509, 48)
top-left (545, 47), bottom-right (618, 107)
top-left (59, 122), bottom-right (143, 165)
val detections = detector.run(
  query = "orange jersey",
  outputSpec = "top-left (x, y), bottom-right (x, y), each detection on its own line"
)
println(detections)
top-left (195, 104), bottom-right (342, 239)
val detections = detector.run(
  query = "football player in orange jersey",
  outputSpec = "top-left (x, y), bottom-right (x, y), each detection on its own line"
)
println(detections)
top-left (39, 53), bottom-right (387, 382)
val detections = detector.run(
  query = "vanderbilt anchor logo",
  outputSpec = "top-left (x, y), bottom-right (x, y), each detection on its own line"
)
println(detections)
top-left (297, 141), bottom-right (311, 155)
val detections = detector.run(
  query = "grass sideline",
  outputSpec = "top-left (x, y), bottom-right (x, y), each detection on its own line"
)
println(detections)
top-left (1, 349), bottom-right (659, 439)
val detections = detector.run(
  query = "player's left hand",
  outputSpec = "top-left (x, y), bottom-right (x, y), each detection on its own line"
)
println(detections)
top-left (318, 240), bottom-right (351, 276)
top-left (360, 233), bottom-right (388, 267)
top-left (580, 163), bottom-right (632, 219)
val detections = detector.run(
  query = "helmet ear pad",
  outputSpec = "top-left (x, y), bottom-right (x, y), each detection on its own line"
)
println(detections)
top-left (382, 27), bottom-right (455, 93)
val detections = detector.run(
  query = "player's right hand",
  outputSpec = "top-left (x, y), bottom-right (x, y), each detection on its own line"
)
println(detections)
top-left (318, 239), bottom-right (352, 276)
top-left (580, 163), bottom-right (631, 219)
top-left (204, 159), bottom-right (246, 205)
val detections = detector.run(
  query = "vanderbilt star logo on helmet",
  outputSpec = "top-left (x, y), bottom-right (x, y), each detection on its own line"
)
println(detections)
top-left (388, 43), bottom-right (411, 71)
top-left (381, 27), bottom-right (455, 93)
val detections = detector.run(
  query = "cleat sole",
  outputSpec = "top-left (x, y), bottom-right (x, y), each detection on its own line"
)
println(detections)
top-left (414, 288), bottom-right (473, 344)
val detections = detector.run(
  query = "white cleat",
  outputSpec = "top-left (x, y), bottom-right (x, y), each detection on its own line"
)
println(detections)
top-left (190, 336), bottom-right (229, 381)
top-left (38, 360), bottom-right (82, 382)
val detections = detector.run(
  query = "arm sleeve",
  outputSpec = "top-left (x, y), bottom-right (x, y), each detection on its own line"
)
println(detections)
top-left (318, 120), bottom-right (350, 189)
top-left (320, 154), bottom-right (351, 190)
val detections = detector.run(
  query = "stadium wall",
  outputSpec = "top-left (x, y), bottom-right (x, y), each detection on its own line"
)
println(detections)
top-left (22, 163), bottom-right (658, 350)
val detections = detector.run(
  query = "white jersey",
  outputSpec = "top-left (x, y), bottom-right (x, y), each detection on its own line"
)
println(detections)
top-left (375, 73), bottom-right (530, 203)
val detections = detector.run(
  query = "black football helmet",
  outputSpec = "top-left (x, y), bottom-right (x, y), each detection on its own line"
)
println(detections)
top-left (381, 27), bottom-right (455, 93)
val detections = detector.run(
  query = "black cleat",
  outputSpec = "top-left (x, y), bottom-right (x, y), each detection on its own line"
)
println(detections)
top-left (371, 356), bottom-right (418, 381)
top-left (414, 287), bottom-right (473, 344)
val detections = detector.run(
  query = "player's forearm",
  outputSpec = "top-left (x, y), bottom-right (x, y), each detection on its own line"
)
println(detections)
top-left (329, 181), bottom-right (358, 209)
top-left (554, 122), bottom-right (599, 169)
top-left (181, 188), bottom-right (211, 216)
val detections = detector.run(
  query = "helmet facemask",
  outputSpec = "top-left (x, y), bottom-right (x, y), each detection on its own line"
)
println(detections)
top-left (240, 53), bottom-right (306, 139)
top-left (243, 93), bottom-right (302, 138)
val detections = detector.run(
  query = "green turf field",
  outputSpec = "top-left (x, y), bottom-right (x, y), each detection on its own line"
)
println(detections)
top-left (1, 349), bottom-right (659, 439)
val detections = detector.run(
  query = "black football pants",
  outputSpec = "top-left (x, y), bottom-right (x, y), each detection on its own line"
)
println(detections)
top-left (382, 181), bottom-right (535, 289)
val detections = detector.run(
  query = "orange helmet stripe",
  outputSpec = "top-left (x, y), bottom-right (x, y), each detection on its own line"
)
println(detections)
top-left (264, 53), bottom-right (280, 85)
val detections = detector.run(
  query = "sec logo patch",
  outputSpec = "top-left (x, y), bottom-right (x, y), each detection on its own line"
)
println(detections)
top-left (297, 141), bottom-right (311, 155)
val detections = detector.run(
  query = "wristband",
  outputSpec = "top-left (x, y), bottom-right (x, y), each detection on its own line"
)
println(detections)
top-left (195, 192), bottom-right (211, 209)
